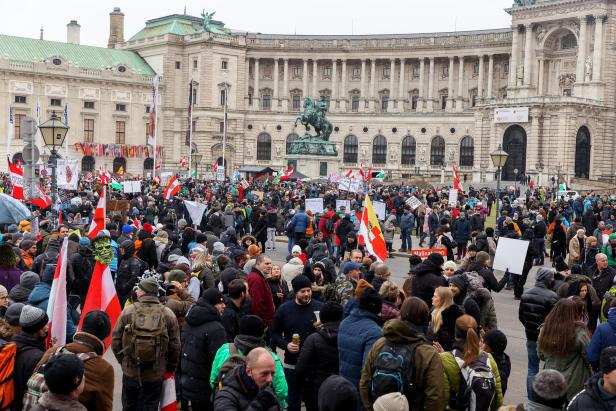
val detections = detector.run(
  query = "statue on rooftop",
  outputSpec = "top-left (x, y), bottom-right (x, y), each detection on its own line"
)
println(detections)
top-left (201, 11), bottom-right (231, 35)
top-left (513, 0), bottom-right (537, 6)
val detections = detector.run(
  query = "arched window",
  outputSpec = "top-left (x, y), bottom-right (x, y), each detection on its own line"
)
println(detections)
top-left (575, 126), bottom-right (591, 179)
top-left (113, 157), bottom-right (126, 173)
top-left (430, 136), bottom-right (445, 166)
top-left (143, 158), bottom-right (154, 172)
top-left (561, 33), bottom-right (577, 50)
top-left (401, 135), bottom-right (416, 165)
top-left (286, 133), bottom-right (299, 154)
top-left (81, 156), bottom-right (95, 172)
top-left (256, 133), bottom-right (272, 161)
top-left (459, 136), bottom-right (474, 167)
top-left (372, 135), bottom-right (387, 165)
top-left (343, 135), bottom-right (358, 163)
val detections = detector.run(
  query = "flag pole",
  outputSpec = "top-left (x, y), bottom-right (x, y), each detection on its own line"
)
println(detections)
top-left (222, 81), bottom-right (228, 181)
top-left (152, 75), bottom-right (160, 179)
top-left (188, 79), bottom-right (193, 177)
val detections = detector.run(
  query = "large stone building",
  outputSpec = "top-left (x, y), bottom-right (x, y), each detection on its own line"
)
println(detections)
top-left (1, 0), bottom-right (612, 183)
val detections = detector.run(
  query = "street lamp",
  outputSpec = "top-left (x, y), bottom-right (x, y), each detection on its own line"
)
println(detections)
top-left (38, 112), bottom-right (69, 226)
top-left (490, 144), bottom-right (508, 233)
top-left (191, 150), bottom-right (202, 178)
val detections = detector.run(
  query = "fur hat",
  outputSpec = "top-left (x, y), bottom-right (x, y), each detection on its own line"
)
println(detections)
top-left (291, 275), bottom-right (312, 292)
top-left (531, 370), bottom-right (568, 410)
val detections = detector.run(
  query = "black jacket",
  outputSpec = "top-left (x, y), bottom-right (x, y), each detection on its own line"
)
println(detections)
top-left (467, 261), bottom-right (507, 293)
top-left (427, 304), bottom-right (463, 352)
top-left (568, 374), bottom-right (616, 411)
top-left (180, 298), bottom-right (227, 402)
top-left (11, 332), bottom-right (46, 411)
top-left (335, 217), bottom-right (355, 242)
top-left (116, 241), bottom-right (146, 298)
top-left (221, 296), bottom-right (250, 341)
top-left (213, 365), bottom-right (281, 411)
top-left (411, 260), bottom-right (448, 309)
top-left (592, 266), bottom-right (616, 299)
top-left (252, 218), bottom-right (268, 243)
top-left (519, 275), bottom-right (558, 341)
top-left (69, 244), bottom-right (95, 302)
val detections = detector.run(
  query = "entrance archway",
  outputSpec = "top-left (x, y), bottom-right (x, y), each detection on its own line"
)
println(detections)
top-left (574, 126), bottom-right (591, 179)
top-left (502, 125), bottom-right (527, 180)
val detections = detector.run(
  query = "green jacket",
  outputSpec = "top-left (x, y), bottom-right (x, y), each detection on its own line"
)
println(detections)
top-left (359, 320), bottom-right (445, 411)
top-left (440, 348), bottom-right (503, 410)
top-left (209, 339), bottom-right (288, 408)
top-left (600, 233), bottom-right (616, 266)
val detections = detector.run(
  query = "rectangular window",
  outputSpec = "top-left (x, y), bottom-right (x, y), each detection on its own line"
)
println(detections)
top-left (192, 88), bottom-right (197, 106)
top-left (441, 94), bottom-right (448, 110)
top-left (473, 62), bottom-right (479, 76)
top-left (323, 66), bottom-right (332, 79)
top-left (220, 89), bottom-right (226, 106)
top-left (145, 122), bottom-right (149, 142)
top-left (50, 98), bottom-right (62, 107)
top-left (292, 95), bottom-right (301, 110)
top-left (14, 114), bottom-right (24, 139)
top-left (84, 101), bottom-right (95, 109)
top-left (221, 60), bottom-right (228, 70)
top-left (145, 105), bottom-right (151, 113)
top-left (175, 61), bottom-right (181, 69)
top-left (192, 120), bottom-right (197, 132)
top-left (14, 95), bottom-right (26, 104)
top-left (293, 66), bottom-right (302, 79)
top-left (193, 59), bottom-right (198, 69)
top-left (563, 88), bottom-right (572, 97)
top-left (383, 67), bottom-right (391, 79)
top-left (83, 119), bottom-right (94, 143)
top-left (319, 162), bottom-right (328, 177)
top-left (262, 94), bottom-right (271, 110)
top-left (442, 65), bottom-right (449, 79)
top-left (219, 122), bottom-right (225, 133)
top-left (352, 67), bottom-right (361, 79)
top-left (351, 95), bottom-right (360, 112)
top-left (248, 93), bottom-right (253, 106)
top-left (412, 65), bottom-right (420, 79)
top-left (411, 95), bottom-right (418, 110)
top-left (115, 103), bottom-right (126, 112)
top-left (115, 121), bottom-right (125, 144)
top-left (381, 95), bottom-right (389, 111)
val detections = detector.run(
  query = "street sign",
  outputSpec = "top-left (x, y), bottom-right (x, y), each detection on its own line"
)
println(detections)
top-left (22, 144), bottom-right (40, 163)
top-left (20, 117), bottom-right (36, 142)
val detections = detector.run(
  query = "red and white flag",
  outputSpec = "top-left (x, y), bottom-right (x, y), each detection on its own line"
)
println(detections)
top-left (98, 168), bottom-right (110, 185)
top-left (179, 157), bottom-right (187, 168)
top-left (358, 196), bottom-right (388, 262)
top-left (79, 261), bottom-right (121, 348)
top-left (453, 165), bottom-right (464, 191)
top-left (364, 165), bottom-right (373, 183)
top-left (87, 188), bottom-right (106, 239)
top-left (280, 167), bottom-right (294, 181)
top-left (133, 216), bottom-right (141, 230)
top-left (8, 159), bottom-right (24, 200)
top-left (29, 184), bottom-right (51, 210)
top-left (47, 237), bottom-right (68, 347)
top-left (345, 169), bottom-right (355, 179)
top-left (58, 212), bottom-right (63, 226)
top-left (213, 162), bottom-right (218, 173)
top-left (159, 373), bottom-right (177, 411)
top-left (164, 176), bottom-right (181, 200)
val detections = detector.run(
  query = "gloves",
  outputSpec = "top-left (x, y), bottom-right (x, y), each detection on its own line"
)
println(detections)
top-left (254, 385), bottom-right (278, 409)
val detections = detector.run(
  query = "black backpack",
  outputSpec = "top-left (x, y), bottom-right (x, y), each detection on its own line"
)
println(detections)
top-left (325, 217), bottom-right (335, 234)
top-left (450, 349), bottom-right (497, 411)
top-left (370, 340), bottom-right (426, 408)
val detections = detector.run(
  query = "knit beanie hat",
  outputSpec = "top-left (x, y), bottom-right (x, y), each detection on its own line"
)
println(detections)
top-left (319, 301), bottom-right (343, 324)
top-left (600, 346), bottom-right (616, 374)
top-left (354, 279), bottom-right (374, 299)
top-left (20, 271), bottom-right (40, 289)
top-left (427, 252), bottom-right (444, 267)
top-left (19, 240), bottom-right (35, 251)
top-left (292, 245), bottom-right (302, 254)
top-left (122, 224), bottom-right (133, 235)
top-left (317, 375), bottom-right (358, 411)
top-left (167, 269), bottom-right (188, 283)
top-left (238, 315), bottom-right (264, 338)
top-left (20, 305), bottom-right (49, 334)
top-left (358, 287), bottom-right (382, 315)
top-left (291, 275), bottom-right (312, 292)
top-left (202, 288), bottom-right (224, 306)
top-left (483, 329), bottom-right (508, 355)
top-left (81, 310), bottom-right (111, 342)
top-left (475, 251), bottom-right (490, 265)
top-left (138, 277), bottom-right (160, 296)
top-left (43, 353), bottom-right (85, 395)
top-left (213, 242), bottom-right (225, 253)
top-left (570, 264), bottom-right (582, 275)
top-left (531, 370), bottom-right (568, 409)
top-left (373, 392), bottom-right (409, 411)
top-left (448, 275), bottom-right (467, 293)
top-left (5, 303), bottom-right (24, 326)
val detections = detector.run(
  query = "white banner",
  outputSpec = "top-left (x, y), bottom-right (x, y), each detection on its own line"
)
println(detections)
top-left (363, 200), bottom-right (386, 220)
top-left (184, 200), bottom-right (208, 226)
top-left (494, 107), bottom-right (529, 123)
top-left (338, 177), bottom-right (363, 193)
top-left (122, 181), bottom-right (142, 193)
top-left (448, 189), bottom-right (458, 206)
top-left (336, 199), bottom-right (351, 212)
top-left (406, 196), bottom-right (422, 210)
top-left (305, 198), bottom-right (324, 214)
top-left (57, 159), bottom-right (78, 190)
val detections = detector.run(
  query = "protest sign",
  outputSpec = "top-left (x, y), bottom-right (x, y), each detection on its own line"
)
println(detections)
top-left (448, 189), bottom-right (458, 206)
top-left (122, 181), bottom-right (142, 194)
top-left (305, 198), bottom-right (324, 214)
top-left (405, 196), bottom-right (422, 210)
top-left (493, 237), bottom-right (530, 275)
top-left (410, 248), bottom-right (447, 259)
top-left (56, 159), bottom-right (79, 190)
top-left (336, 199), bottom-right (351, 212)
top-left (362, 200), bottom-right (386, 220)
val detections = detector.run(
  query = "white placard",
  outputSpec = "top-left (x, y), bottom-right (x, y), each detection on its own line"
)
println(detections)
top-left (160, 172), bottom-right (173, 186)
top-left (305, 198), bottom-right (324, 214)
top-left (338, 177), bottom-right (362, 193)
top-left (363, 200), bottom-right (386, 220)
top-left (492, 237), bottom-right (530, 275)
top-left (494, 107), bottom-right (530, 123)
top-left (122, 181), bottom-right (142, 193)
top-left (336, 200), bottom-right (351, 212)
top-left (406, 196), bottom-right (422, 210)
top-left (56, 159), bottom-right (79, 190)
top-left (184, 200), bottom-right (208, 226)
top-left (448, 189), bottom-right (458, 206)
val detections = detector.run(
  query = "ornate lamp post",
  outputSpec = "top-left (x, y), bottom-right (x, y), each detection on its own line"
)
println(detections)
top-left (38, 112), bottom-right (69, 225)
top-left (490, 144), bottom-right (508, 234)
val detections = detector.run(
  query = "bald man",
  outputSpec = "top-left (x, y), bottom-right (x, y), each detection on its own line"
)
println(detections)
top-left (214, 347), bottom-right (281, 410)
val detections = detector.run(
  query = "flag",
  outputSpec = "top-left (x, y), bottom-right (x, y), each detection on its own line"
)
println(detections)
top-left (79, 261), bottom-right (121, 348)
top-left (364, 165), bottom-right (373, 183)
top-left (358, 163), bottom-right (366, 181)
top-left (184, 200), bottom-right (207, 226)
top-left (358, 196), bottom-right (388, 262)
top-left (8, 159), bottom-right (24, 200)
top-left (87, 188), bottom-right (106, 239)
top-left (238, 185), bottom-right (244, 202)
top-left (6, 100), bottom-right (14, 157)
top-left (280, 167), bottom-right (294, 181)
top-left (240, 179), bottom-right (250, 189)
top-left (453, 165), bottom-right (464, 191)
top-left (559, 183), bottom-right (567, 191)
top-left (185, 80), bottom-right (194, 147)
top-left (110, 179), bottom-right (122, 190)
top-left (180, 158), bottom-right (187, 168)
top-left (213, 162), bottom-right (218, 173)
top-left (47, 237), bottom-right (69, 347)
top-left (133, 216), bottom-right (141, 230)
top-left (98, 169), bottom-right (110, 185)
top-left (164, 176), bottom-right (181, 200)
top-left (58, 212), bottom-right (63, 227)
top-left (345, 169), bottom-right (355, 178)
top-left (155, 164), bottom-right (161, 170)
top-left (376, 169), bottom-right (385, 179)
top-left (117, 165), bottom-right (124, 175)
top-left (159, 373), bottom-right (177, 411)
top-left (29, 184), bottom-right (51, 209)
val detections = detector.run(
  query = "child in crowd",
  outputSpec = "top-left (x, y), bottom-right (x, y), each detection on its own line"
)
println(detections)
top-left (482, 329), bottom-right (511, 395)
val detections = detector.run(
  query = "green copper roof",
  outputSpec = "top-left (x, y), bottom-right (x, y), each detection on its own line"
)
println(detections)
top-left (0, 34), bottom-right (155, 76)
top-left (129, 14), bottom-right (203, 41)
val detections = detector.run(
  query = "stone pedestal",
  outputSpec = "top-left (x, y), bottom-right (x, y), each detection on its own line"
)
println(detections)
top-left (286, 154), bottom-right (340, 179)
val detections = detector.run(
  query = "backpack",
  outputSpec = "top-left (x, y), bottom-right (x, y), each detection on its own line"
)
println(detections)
top-left (121, 302), bottom-right (169, 369)
top-left (601, 287), bottom-right (616, 322)
top-left (22, 347), bottom-right (97, 411)
top-left (212, 344), bottom-right (247, 393)
top-left (325, 217), bottom-right (335, 234)
top-left (370, 340), bottom-right (426, 408)
top-left (0, 340), bottom-right (16, 410)
top-left (463, 272), bottom-right (486, 293)
top-left (450, 349), bottom-right (498, 411)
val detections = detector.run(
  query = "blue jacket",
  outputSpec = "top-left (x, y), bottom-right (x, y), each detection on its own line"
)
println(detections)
top-left (290, 212), bottom-right (310, 233)
top-left (588, 307), bottom-right (616, 371)
top-left (452, 217), bottom-right (472, 243)
top-left (400, 212), bottom-right (415, 231)
top-left (338, 307), bottom-right (382, 390)
top-left (27, 282), bottom-right (77, 342)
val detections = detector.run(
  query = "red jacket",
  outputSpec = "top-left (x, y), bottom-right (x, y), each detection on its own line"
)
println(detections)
top-left (247, 267), bottom-right (275, 326)
top-left (318, 211), bottom-right (335, 238)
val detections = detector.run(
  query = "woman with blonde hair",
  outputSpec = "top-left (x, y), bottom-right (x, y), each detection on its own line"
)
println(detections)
top-left (427, 286), bottom-right (463, 351)
top-left (379, 280), bottom-right (402, 321)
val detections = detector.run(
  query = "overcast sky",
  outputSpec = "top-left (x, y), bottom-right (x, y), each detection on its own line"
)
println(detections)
top-left (2, 0), bottom-right (514, 46)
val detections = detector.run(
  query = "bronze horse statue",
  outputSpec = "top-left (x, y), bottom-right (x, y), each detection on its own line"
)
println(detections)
top-left (294, 96), bottom-right (333, 141)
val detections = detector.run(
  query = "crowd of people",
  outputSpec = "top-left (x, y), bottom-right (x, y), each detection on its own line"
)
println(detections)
top-left (0, 176), bottom-right (616, 410)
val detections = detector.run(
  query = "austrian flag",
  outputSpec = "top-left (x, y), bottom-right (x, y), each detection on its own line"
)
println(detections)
top-left (87, 188), bottom-right (106, 239)
top-left (164, 176), bottom-right (181, 199)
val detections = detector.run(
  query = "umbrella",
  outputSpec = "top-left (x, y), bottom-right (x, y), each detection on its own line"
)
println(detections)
top-left (0, 193), bottom-right (32, 225)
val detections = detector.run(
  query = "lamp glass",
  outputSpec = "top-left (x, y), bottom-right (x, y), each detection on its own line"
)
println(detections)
top-left (192, 154), bottom-right (202, 164)
top-left (39, 114), bottom-right (69, 148)
top-left (490, 145), bottom-right (509, 168)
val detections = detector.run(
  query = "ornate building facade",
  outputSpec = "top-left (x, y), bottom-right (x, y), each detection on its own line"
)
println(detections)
top-left (0, 0), bottom-right (612, 183)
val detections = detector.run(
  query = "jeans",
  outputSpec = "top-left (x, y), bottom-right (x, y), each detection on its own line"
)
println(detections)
top-left (400, 228), bottom-right (412, 251)
top-left (526, 340), bottom-right (540, 400)
top-left (266, 227), bottom-right (277, 249)
top-left (122, 376), bottom-right (163, 411)
top-left (288, 235), bottom-right (295, 254)
top-left (324, 237), bottom-right (333, 256)
top-left (533, 238), bottom-right (546, 264)
top-left (284, 367), bottom-right (301, 411)
top-left (429, 234), bottom-right (437, 248)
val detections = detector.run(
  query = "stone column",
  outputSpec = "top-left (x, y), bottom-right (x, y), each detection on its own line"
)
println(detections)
top-left (457, 56), bottom-right (465, 112)
top-left (273, 58), bottom-right (279, 107)
top-left (576, 16), bottom-right (588, 82)
top-left (245, 58), bottom-right (251, 110)
top-left (312, 59), bottom-right (318, 98)
top-left (427, 57), bottom-right (435, 112)
top-left (331, 59), bottom-right (338, 112)
top-left (509, 26), bottom-right (519, 87)
top-left (360, 59), bottom-right (367, 109)
top-left (369, 59), bottom-right (376, 112)
top-left (523, 24), bottom-right (533, 86)
top-left (478, 55), bottom-right (485, 99)
top-left (487, 55), bottom-right (494, 98)
top-left (447, 57), bottom-right (455, 110)
top-left (388, 59), bottom-right (395, 112)
top-left (417, 58), bottom-right (425, 112)
top-left (253, 58), bottom-right (260, 110)
top-left (340, 59), bottom-right (347, 111)
top-left (302, 59), bottom-right (308, 98)
top-left (592, 15), bottom-right (604, 82)
top-left (398, 58), bottom-right (406, 112)
top-left (282, 58), bottom-right (289, 111)
top-left (538, 58), bottom-right (545, 95)
top-left (528, 112), bottom-right (540, 173)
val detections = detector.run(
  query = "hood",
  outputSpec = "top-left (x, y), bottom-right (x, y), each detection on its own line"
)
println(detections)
top-left (317, 321), bottom-right (339, 343)
top-left (233, 334), bottom-right (266, 354)
top-left (475, 232), bottom-right (487, 241)
top-left (415, 260), bottom-right (441, 277)
top-left (382, 319), bottom-right (424, 343)
top-left (470, 287), bottom-right (492, 303)
top-left (79, 245), bottom-right (93, 257)
top-left (45, 239), bottom-right (61, 253)
top-left (535, 267), bottom-right (555, 287)
top-left (184, 300), bottom-right (221, 327)
top-left (28, 282), bottom-right (51, 306)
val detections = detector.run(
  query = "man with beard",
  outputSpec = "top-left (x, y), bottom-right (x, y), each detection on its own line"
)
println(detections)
top-left (271, 275), bottom-right (322, 411)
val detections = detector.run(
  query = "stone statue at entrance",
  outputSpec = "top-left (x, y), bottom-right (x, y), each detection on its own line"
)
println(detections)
top-left (288, 96), bottom-right (337, 156)
top-left (201, 11), bottom-right (231, 35)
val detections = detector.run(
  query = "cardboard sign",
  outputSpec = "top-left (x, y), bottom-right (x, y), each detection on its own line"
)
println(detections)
top-left (406, 196), bottom-right (422, 210)
top-left (493, 237), bottom-right (530, 275)
top-left (305, 198), bottom-right (324, 214)
top-left (410, 248), bottom-right (447, 259)
top-left (336, 199), bottom-right (351, 212)
top-left (106, 200), bottom-right (130, 213)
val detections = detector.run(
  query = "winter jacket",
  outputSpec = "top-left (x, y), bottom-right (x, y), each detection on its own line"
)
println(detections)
top-left (427, 303), bottom-right (463, 352)
top-left (338, 307), bottom-right (383, 389)
top-left (267, 278), bottom-right (289, 310)
top-left (411, 260), bottom-right (448, 309)
top-left (69, 245), bottom-right (95, 303)
top-left (295, 322), bottom-right (340, 408)
top-left (601, 234), bottom-right (616, 267)
top-left (180, 297), bottom-right (227, 402)
top-left (428, 212), bottom-right (440, 234)
top-left (221, 296), bottom-right (250, 341)
top-left (28, 282), bottom-right (77, 343)
top-left (474, 288), bottom-right (498, 332)
top-left (359, 320), bottom-right (445, 411)
top-left (0, 266), bottom-right (22, 293)
top-left (400, 212), bottom-right (415, 232)
top-left (209, 335), bottom-right (288, 407)
top-left (213, 365), bottom-right (282, 411)
top-left (569, 235), bottom-right (586, 266)
top-left (247, 267), bottom-right (275, 327)
top-left (538, 325), bottom-right (591, 400)
top-left (271, 299), bottom-right (322, 366)
top-left (335, 216), bottom-right (355, 243)
top-left (567, 373), bottom-right (616, 411)
top-left (111, 295), bottom-right (180, 383)
top-left (11, 332), bottom-right (46, 411)
top-left (116, 241), bottom-right (146, 299)
top-left (592, 266), bottom-right (616, 299)
top-left (382, 215), bottom-right (396, 243)
top-left (467, 261), bottom-right (507, 293)
top-left (588, 307), bottom-right (616, 371)
top-left (452, 217), bottom-right (472, 243)
top-left (289, 212), bottom-right (310, 234)
top-left (137, 238), bottom-right (159, 270)
top-left (35, 331), bottom-right (114, 411)
top-left (379, 300), bottom-right (401, 321)
top-left (281, 258), bottom-right (304, 290)
top-left (519, 272), bottom-right (558, 341)
top-left (30, 392), bottom-right (87, 411)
